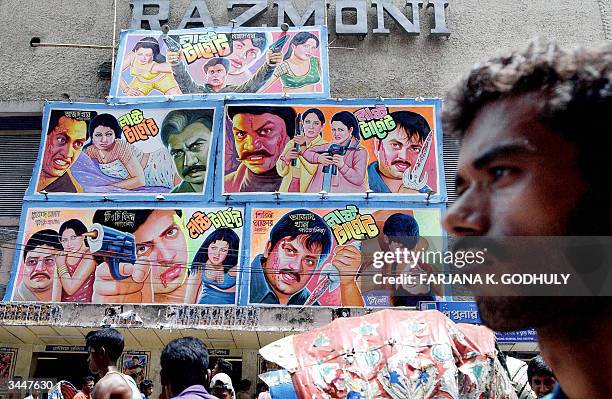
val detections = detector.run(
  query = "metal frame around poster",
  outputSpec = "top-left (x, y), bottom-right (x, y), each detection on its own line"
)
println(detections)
top-left (26, 100), bottom-right (224, 203)
top-left (4, 201), bottom-right (246, 305)
top-left (216, 98), bottom-right (447, 204)
top-left (107, 26), bottom-right (330, 104)
top-left (236, 201), bottom-right (448, 307)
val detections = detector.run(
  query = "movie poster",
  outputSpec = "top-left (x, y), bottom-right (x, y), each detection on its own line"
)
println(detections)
top-left (6, 206), bottom-right (244, 305)
top-left (221, 99), bottom-right (444, 202)
top-left (121, 351), bottom-right (150, 385)
top-left (29, 102), bottom-right (219, 199)
top-left (0, 348), bottom-right (17, 379)
top-left (109, 27), bottom-right (329, 101)
top-left (242, 205), bottom-right (445, 307)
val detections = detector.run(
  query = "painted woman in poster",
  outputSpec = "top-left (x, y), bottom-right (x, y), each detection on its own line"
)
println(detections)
top-left (83, 114), bottom-right (180, 190)
top-left (52, 219), bottom-right (96, 302)
top-left (302, 111), bottom-right (368, 193)
top-left (276, 108), bottom-right (327, 192)
top-left (119, 37), bottom-right (182, 97)
top-left (185, 228), bottom-right (240, 305)
top-left (262, 32), bottom-right (322, 93)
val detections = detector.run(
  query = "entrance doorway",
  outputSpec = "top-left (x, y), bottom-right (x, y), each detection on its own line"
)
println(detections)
top-left (209, 356), bottom-right (242, 384)
top-left (31, 352), bottom-right (90, 388)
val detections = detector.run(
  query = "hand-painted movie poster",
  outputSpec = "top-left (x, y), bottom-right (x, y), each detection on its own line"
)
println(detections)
top-left (222, 100), bottom-right (444, 201)
top-left (0, 348), bottom-right (17, 379)
top-left (109, 27), bottom-right (329, 101)
top-left (31, 103), bottom-right (218, 198)
top-left (243, 205), bottom-right (444, 307)
top-left (121, 351), bottom-right (150, 385)
top-left (6, 206), bottom-right (244, 305)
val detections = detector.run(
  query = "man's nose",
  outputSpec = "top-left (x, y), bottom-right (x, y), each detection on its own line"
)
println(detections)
top-left (442, 187), bottom-right (490, 236)
top-left (242, 135), bottom-right (254, 152)
top-left (156, 242), bottom-right (174, 264)
top-left (184, 151), bottom-right (197, 167)
top-left (33, 260), bottom-right (46, 272)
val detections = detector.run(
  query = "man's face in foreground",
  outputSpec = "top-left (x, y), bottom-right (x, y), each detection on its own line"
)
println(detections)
top-left (134, 210), bottom-right (188, 294)
top-left (263, 235), bottom-right (321, 298)
top-left (231, 113), bottom-right (289, 174)
top-left (442, 95), bottom-right (591, 330)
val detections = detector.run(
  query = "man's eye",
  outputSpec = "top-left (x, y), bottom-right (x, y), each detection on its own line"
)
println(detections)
top-left (410, 145), bottom-right (421, 153)
top-left (235, 132), bottom-right (246, 140)
top-left (75, 141), bottom-right (84, 149)
top-left (260, 128), bottom-right (273, 135)
top-left (172, 150), bottom-right (184, 159)
top-left (304, 259), bottom-right (315, 267)
top-left (136, 245), bottom-right (150, 256)
top-left (56, 136), bottom-right (66, 145)
top-left (489, 166), bottom-right (517, 182)
top-left (391, 143), bottom-right (401, 149)
top-left (165, 227), bottom-right (178, 238)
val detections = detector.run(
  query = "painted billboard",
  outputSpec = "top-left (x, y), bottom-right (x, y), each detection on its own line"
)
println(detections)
top-left (240, 204), bottom-right (445, 307)
top-left (109, 27), bottom-right (329, 102)
top-left (221, 99), bottom-right (445, 202)
top-left (6, 206), bottom-right (244, 305)
top-left (29, 102), bottom-right (221, 201)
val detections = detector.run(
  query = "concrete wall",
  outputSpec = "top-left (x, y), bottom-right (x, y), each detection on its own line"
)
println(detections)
top-left (0, 0), bottom-right (609, 111)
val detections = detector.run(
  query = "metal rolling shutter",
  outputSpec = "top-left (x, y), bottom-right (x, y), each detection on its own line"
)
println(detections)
top-left (0, 133), bottom-right (41, 217)
top-left (443, 133), bottom-right (460, 206)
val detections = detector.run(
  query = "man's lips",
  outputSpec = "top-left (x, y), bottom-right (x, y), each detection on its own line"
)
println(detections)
top-left (392, 161), bottom-right (410, 172)
top-left (230, 59), bottom-right (242, 69)
top-left (159, 264), bottom-right (182, 287)
top-left (52, 158), bottom-right (71, 170)
top-left (30, 272), bottom-right (50, 280)
top-left (279, 270), bottom-right (300, 285)
top-left (239, 151), bottom-right (272, 164)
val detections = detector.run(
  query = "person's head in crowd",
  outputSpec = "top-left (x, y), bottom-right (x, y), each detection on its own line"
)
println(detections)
top-left (85, 328), bottom-right (125, 375)
top-left (209, 373), bottom-right (234, 399)
top-left (381, 213), bottom-right (420, 252)
top-left (237, 379), bottom-right (251, 393)
top-left (527, 356), bottom-right (557, 398)
top-left (160, 337), bottom-right (209, 397)
top-left (82, 376), bottom-right (95, 394)
top-left (140, 379), bottom-right (153, 398)
top-left (212, 358), bottom-right (233, 377)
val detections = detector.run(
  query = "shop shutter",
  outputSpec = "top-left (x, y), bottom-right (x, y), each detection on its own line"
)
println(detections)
top-left (0, 134), bottom-right (41, 217)
top-left (443, 133), bottom-right (460, 206)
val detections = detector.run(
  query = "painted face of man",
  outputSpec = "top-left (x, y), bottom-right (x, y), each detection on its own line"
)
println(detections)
top-left (167, 122), bottom-right (211, 186)
top-left (61, 228), bottom-right (85, 253)
top-left (531, 373), bottom-right (557, 397)
top-left (133, 210), bottom-right (188, 294)
top-left (23, 244), bottom-right (56, 293)
top-left (231, 113), bottom-right (290, 174)
top-left (42, 116), bottom-right (87, 179)
top-left (303, 112), bottom-right (323, 140)
top-left (442, 95), bottom-right (590, 331)
top-left (227, 38), bottom-right (261, 74)
top-left (208, 240), bottom-right (229, 266)
top-left (263, 235), bottom-right (321, 298)
top-left (206, 64), bottom-right (227, 90)
top-left (377, 127), bottom-right (425, 179)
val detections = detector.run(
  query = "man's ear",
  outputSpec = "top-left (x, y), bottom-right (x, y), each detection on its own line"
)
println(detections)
top-left (263, 241), bottom-right (272, 258)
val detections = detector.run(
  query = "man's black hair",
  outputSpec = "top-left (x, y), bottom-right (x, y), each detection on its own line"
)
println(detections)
top-left (85, 328), bottom-right (125, 362)
top-left (383, 213), bottom-right (420, 250)
top-left (388, 111), bottom-right (431, 143)
top-left (23, 229), bottom-right (62, 262)
top-left (47, 110), bottom-right (96, 136)
top-left (267, 209), bottom-right (332, 267)
top-left (140, 379), bottom-right (153, 391)
top-left (92, 209), bottom-right (182, 234)
top-left (215, 358), bottom-right (233, 375)
top-left (203, 57), bottom-right (230, 74)
top-left (527, 355), bottom-right (555, 384)
top-left (161, 337), bottom-right (209, 395)
top-left (82, 376), bottom-right (95, 386)
top-left (227, 106), bottom-right (296, 139)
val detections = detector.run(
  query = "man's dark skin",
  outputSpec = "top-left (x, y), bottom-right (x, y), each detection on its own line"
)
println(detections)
top-left (88, 345), bottom-right (133, 399)
top-left (442, 94), bottom-right (612, 399)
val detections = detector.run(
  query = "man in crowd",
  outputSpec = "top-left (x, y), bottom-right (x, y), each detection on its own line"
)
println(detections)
top-left (13, 229), bottom-right (62, 302)
top-left (211, 359), bottom-right (233, 378)
top-left (37, 112), bottom-right (88, 193)
top-left (91, 209), bottom-right (195, 304)
top-left (528, 356), bottom-right (557, 398)
top-left (249, 209), bottom-right (363, 306)
top-left (86, 328), bottom-right (141, 399)
top-left (140, 380), bottom-right (154, 399)
top-left (367, 110), bottom-right (431, 193)
top-left (209, 374), bottom-right (235, 399)
top-left (160, 337), bottom-right (216, 399)
top-left (442, 40), bottom-right (611, 398)
top-left (161, 109), bottom-right (213, 193)
top-left (166, 45), bottom-right (281, 94)
top-left (73, 376), bottom-right (95, 399)
top-left (225, 106), bottom-right (296, 192)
